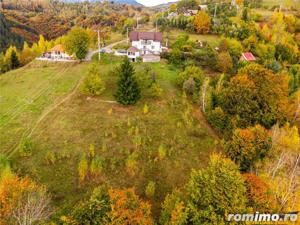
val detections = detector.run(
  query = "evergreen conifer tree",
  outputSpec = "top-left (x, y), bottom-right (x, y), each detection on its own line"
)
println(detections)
top-left (115, 57), bottom-right (141, 105)
top-left (10, 50), bottom-right (20, 69)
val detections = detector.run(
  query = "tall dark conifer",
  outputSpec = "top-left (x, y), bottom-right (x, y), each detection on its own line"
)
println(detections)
top-left (115, 57), bottom-right (141, 105)
top-left (10, 50), bottom-right (20, 69)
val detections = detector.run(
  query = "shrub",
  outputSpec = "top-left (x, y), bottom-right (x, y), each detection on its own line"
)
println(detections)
top-left (19, 138), bottom-right (33, 157)
top-left (90, 156), bottom-right (104, 176)
top-left (88, 144), bottom-right (95, 158)
top-left (149, 82), bottom-right (163, 98)
top-left (45, 151), bottom-right (56, 165)
top-left (143, 103), bottom-right (149, 114)
top-left (183, 77), bottom-right (196, 95)
top-left (266, 60), bottom-right (282, 73)
top-left (158, 144), bottom-right (167, 160)
top-left (145, 181), bottom-right (156, 198)
top-left (206, 107), bottom-right (228, 133)
top-left (126, 153), bottom-right (138, 176)
top-left (78, 154), bottom-right (88, 183)
top-left (178, 66), bottom-right (204, 91)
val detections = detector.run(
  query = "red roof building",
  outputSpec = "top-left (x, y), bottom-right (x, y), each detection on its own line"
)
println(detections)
top-left (240, 52), bottom-right (256, 62)
top-left (129, 31), bottom-right (162, 43)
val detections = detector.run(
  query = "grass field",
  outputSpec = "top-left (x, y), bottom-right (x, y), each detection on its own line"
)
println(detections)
top-left (0, 61), bottom-right (89, 156)
top-left (1, 55), bottom-right (219, 218)
top-left (165, 29), bottom-right (222, 47)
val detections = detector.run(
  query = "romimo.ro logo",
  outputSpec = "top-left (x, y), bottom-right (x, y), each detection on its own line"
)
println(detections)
top-left (228, 212), bottom-right (298, 222)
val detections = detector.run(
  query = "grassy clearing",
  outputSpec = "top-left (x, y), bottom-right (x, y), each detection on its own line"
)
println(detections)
top-left (10, 55), bottom-right (219, 218)
top-left (0, 61), bottom-right (89, 155)
top-left (165, 29), bottom-right (221, 47)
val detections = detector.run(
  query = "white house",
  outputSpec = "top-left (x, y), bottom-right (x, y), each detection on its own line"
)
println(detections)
top-left (127, 46), bottom-right (140, 61)
top-left (128, 31), bottom-right (163, 62)
top-left (37, 44), bottom-right (74, 61)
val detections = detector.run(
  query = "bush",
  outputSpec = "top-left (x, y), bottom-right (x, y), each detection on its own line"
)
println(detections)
top-left (19, 138), bottom-right (33, 157)
top-left (145, 181), bottom-right (156, 198)
top-left (90, 156), bottom-right (104, 176)
top-left (206, 107), bottom-right (228, 133)
top-left (82, 65), bottom-right (105, 96)
top-left (45, 151), bottom-right (56, 165)
top-left (78, 154), bottom-right (88, 183)
top-left (266, 60), bottom-right (282, 73)
top-left (158, 144), bottom-right (167, 160)
top-left (183, 78), bottom-right (196, 95)
top-left (149, 82), bottom-right (163, 98)
top-left (178, 66), bottom-right (204, 92)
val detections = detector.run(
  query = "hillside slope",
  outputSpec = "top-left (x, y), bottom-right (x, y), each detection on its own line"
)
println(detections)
top-left (0, 13), bottom-right (24, 52)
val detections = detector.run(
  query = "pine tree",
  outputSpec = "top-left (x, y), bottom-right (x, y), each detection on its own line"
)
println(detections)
top-left (10, 50), bottom-right (20, 69)
top-left (114, 57), bottom-right (141, 105)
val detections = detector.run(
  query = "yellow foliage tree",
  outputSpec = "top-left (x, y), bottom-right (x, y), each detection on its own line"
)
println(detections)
top-left (194, 11), bottom-right (211, 34)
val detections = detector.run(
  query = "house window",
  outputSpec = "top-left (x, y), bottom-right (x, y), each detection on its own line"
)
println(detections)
top-left (151, 46), bottom-right (155, 49)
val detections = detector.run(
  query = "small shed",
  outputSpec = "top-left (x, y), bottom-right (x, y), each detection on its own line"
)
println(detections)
top-left (240, 52), bottom-right (256, 62)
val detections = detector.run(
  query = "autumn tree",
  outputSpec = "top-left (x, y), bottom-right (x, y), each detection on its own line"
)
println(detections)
top-left (194, 11), bottom-right (211, 34)
top-left (219, 39), bottom-right (243, 66)
top-left (217, 52), bottom-right (233, 73)
top-left (107, 188), bottom-right (153, 225)
top-left (160, 189), bottom-right (188, 225)
top-left (225, 125), bottom-right (272, 171)
top-left (178, 66), bottom-right (204, 92)
top-left (220, 64), bottom-right (289, 129)
top-left (72, 185), bottom-right (111, 225)
top-left (114, 57), bottom-right (141, 105)
top-left (65, 27), bottom-right (90, 60)
top-left (261, 124), bottom-right (300, 211)
top-left (186, 154), bottom-right (247, 224)
top-left (0, 173), bottom-right (51, 225)
top-left (38, 35), bottom-right (47, 54)
top-left (20, 42), bottom-right (35, 66)
top-left (71, 186), bottom-right (153, 225)
top-left (82, 64), bottom-right (105, 96)
top-left (242, 173), bottom-right (276, 212)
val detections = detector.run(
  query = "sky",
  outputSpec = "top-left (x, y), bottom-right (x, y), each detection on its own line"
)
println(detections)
top-left (136, 0), bottom-right (178, 6)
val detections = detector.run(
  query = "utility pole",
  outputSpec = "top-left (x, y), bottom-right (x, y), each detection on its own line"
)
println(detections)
top-left (156, 19), bottom-right (158, 32)
top-left (127, 27), bottom-right (129, 44)
top-left (136, 14), bottom-right (139, 29)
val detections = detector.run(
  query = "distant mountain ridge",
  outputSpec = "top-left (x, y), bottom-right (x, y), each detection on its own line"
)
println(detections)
top-left (61, 0), bottom-right (142, 5)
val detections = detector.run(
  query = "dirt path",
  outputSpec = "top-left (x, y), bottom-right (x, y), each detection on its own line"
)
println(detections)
top-left (85, 39), bottom-right (127, 61)
top-left (192, 106), bottom-right (220, 140)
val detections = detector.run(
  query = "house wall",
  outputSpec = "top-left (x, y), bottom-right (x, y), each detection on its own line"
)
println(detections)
top-left (132, 40), bottom-right (162, 55)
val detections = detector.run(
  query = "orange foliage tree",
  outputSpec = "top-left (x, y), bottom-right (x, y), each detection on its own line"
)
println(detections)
top-left (0, 173), bottom-right (51, 225)
top-left (242, 173), bottom-right (276, 211)
top-left (225, 124), bottom-right (271, 171)
top-left (107, 188), bottom-right (153, 225)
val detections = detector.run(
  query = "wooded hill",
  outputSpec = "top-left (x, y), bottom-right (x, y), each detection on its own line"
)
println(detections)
top-left (1, 0), bottom-right (150, 53)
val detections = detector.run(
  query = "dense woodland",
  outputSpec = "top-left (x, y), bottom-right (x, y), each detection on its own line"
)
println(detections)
top-left (0, 0), bottom-right (149, 52)
top-left (0, 0), bottom-right (300, 224)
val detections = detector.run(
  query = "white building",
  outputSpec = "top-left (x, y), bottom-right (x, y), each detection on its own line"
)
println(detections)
top-left (37, 44), bottom-right (74, 62)
top-left (128, 31), bottom-right (163, 62)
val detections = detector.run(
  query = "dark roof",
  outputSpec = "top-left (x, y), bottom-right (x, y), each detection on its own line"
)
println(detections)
top-left (127, 46), bottom-right (139, 53)
top-left (129, 31), bottom-right (162, 42)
